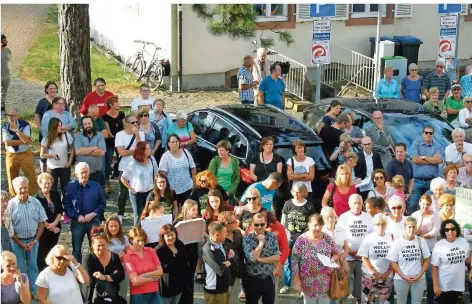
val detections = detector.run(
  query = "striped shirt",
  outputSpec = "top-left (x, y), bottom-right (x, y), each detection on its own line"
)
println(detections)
top-left (423, 71), bottom-right (451, 100)
top-left (5, 196), bottom-right (48, 239)
top-left (237, 65), bottom-right (254, 102)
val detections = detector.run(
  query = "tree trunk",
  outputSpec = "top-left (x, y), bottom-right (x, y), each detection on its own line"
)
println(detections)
top-left (58, 4), bottom-right (91, 118)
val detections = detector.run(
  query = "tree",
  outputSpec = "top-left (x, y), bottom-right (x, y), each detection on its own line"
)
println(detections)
top-left (58, 4), bottom-right (91, 117)
top-left (192, 4), bottom-right (294, 49)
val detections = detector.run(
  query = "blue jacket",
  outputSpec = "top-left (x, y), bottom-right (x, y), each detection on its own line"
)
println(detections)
top-left (375, 78), bottom-right (400, 99)
top-left (63, 179), bottom-right (106, 220)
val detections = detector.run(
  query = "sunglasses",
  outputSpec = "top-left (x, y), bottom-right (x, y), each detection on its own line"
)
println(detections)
top-left (410, 69), bottom-right (417, 71)
top-left (374, 176), bottom-right (384, 181)
top-left (391, 206), bottom-right (402, 210)
top-left (445, 227), bottom-right (457, 232)
top-left (128, 121), bottom-right (138, 124)
top-left (246, 197), bottom-right (258, 201)
top-left (55, 256), bottom-right (67, 261)
top-left (465, 161), bottom-right (472, 165)
top-left (140, 114), bottom-right (149, 118)
top-left (424, 131), bottom-right (434, 135)
top-left (254, 223), bottom-right (266, 227)
top-left (200, 180), bottom-right (207, 183)
top-left (92, 231), bottom-right (105, 237)
top-left (466, 101), bottom-right (472, 104)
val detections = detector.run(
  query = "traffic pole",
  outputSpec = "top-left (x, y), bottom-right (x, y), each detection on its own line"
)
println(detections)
top-left (455, 12), bottom-right (460, 58)
top-left (316, 64), bottom-right (321, 102)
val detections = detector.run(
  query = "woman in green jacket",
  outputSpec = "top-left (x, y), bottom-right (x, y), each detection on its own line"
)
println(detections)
top-left (208, 140), bottom-right (240, 205)
top-left (424, 87), bottom-right (447, 119)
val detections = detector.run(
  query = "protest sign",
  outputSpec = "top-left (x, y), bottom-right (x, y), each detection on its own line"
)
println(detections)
top-left (175, 218), bottom-right (206, 244)
top-left (455, 187), bottom-right (472, 234)
top-left (141, 214), bottom-right (173, 243)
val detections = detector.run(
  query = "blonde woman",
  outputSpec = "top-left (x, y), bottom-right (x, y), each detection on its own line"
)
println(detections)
top-left (321, 164), bottom-right (357, 216)
top-left (330, 133), bottom-right (357, 166)
top-left (36, 245), bottom-right (89, 304)
top-left (375, 67), bottom-right (400, 99)
top-left (438, 194), bottom-right (455, 221)
top-left (385, 196), bottom-right (406, 240)
top-left (321, 206), bottom-right (350, 273)
top-left (424, 87), bottom-right (447, 119)
top-left (1, 250), bottom-right (31, 304)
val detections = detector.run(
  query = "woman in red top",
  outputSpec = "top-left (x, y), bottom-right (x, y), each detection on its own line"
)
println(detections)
top-left (321, 164), bottom-right (357, 216)
top-left (123, 227), bottom-right (163, 304)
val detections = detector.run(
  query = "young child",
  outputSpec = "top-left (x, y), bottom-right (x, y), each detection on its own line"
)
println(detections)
top-left (140, 201), bottom-right (166, 248)
top-left (391, 175), bottom-right (406, 201)
top-left (438, 193), bottom-right (455, 221)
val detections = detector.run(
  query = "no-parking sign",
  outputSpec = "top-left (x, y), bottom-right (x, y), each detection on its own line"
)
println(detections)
top-left (312, 32), bottom-right (331, 65)
top-left (438, 27), bottom-right (456, 58)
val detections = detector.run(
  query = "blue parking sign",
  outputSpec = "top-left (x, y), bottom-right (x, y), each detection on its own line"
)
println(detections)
top-left (309, 4), bottom-right (336, 18)
top-left (437, 4), bottom-right (462, 14)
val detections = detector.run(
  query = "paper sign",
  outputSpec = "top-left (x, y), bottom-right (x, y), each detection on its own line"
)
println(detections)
top-left (317, 253), bottom-right (340, 268)
top-left (455, 187), bottom-right (472, 232)
top-left (141, 215), bottom-right (173, 243)
top-left (175, 218), bottom-right (206, 245)
top-left (440, 15), bottom-right (457, 28)
top-left (313, 19), bottom-right (331, 32)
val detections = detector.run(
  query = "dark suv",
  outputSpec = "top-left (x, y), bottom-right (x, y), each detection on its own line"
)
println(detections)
top-left (187, 104), bottom-right (332, 203)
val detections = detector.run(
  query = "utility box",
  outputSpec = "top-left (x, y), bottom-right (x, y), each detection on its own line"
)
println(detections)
top-left (381, 56), bottom-right (408, 86)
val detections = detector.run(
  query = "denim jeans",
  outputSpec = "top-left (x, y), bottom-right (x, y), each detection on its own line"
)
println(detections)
top-left (425, 263), bottom-right (434, 304)
top-left (394, 276), bottom-right (426, 304)
top-left (50, 167), bottom-right (71, 196)
top-left (117, 172), bottom-right (128, 216)
top-left (160, 293), bottom-right (181, 304)
top-left (11, 238), bottom-right (39, 292)
top-left (71, 217), bottom-right (101, 263)
top-left (130, 292), bottom-right (161, 304)
top-left (129, 190), bottom-right (152, 226)
top-left (105, 147), bottom-right (115, 184)
top-left (283, 240), bottom-right (295, 287)
top-left (407, 179), bottom-right (432, 215)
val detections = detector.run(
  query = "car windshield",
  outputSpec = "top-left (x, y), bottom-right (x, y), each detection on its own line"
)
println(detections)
top-left (363, 112), bottom-right (453, 156)
top-left (274, 145), bottom-right (331, 171)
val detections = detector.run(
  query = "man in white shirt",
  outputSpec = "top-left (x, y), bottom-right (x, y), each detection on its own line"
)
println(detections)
top-left (459, 97), bottom-right (472, 143)
top-left (445, 128), bottom-right (472, 166)
top-left (131, 84), bottom-right (155, 116)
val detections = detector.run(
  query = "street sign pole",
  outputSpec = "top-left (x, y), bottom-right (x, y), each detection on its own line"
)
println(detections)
top-left (455, 13), bottom-right (460, 58)
top-left (316, 64), bottom-right (321, 102)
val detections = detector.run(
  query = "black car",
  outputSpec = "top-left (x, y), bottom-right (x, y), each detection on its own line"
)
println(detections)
top-left (302, 98), bottom-right (454, 157)
top-left (186, 104), bottom-right (332, 205)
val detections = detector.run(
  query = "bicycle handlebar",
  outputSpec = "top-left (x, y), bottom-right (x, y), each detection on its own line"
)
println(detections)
top-left (133, 40), bottom-right (162, 50)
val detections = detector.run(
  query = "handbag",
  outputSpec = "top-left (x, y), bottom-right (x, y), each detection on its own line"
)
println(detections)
top-left (328, 268), bottom-right (349, 300)
top-left (64, 132), bottom-right (76, 166)
top-left (240, 167), bottom-right (254, 185)
top-left (112, 134), bottom-right (136, 178)
top-left (328, 182), bottom-right (336, 207)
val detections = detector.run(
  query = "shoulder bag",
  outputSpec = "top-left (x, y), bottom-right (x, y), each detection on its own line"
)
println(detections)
top-left (328, 182), bottom-right (336, 207)
top-left (112, 134), bottom-right (136, 178)
top-left (328, 267), bottom-right (349, 300)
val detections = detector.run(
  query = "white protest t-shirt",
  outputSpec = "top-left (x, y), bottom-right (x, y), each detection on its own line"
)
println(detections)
top-left (386, 216), bottom-right (405, 241)
top-left (386, 236), bottom-right (431, 281)
top-left (322, 225), bottom-right (348, 253)
top-left (358, 232), bottom-right (394, 277)
top-left (286, 156), bottom-right (315, 192)
top-left (337, 211), bottom-right (374, 261)
top-left (131, 96), bottom-right (155, 111)
top-left (431, 237), bottom-right (470, 292)
top-left (115, 130), bottom-right (145, 171)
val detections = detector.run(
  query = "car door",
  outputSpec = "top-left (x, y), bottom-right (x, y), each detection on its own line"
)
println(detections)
top-left (188, 111), bottom-right (217, 170)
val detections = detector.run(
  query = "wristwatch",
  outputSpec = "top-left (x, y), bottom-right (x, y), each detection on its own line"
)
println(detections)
top-left (421, 156), bottom-right (426, 160)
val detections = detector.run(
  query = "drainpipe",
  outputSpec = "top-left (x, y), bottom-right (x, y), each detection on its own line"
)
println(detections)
top-left (170, 4), bottom-right (178, 91)
top-left (178, 4), bottom-right (183, 92)
top-left (373, 5), bottom-right (382, 103)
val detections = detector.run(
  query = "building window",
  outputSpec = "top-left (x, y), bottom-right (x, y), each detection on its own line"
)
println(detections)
top-left (351, 4), bottom-right (386, 18)
top-left (255, 4), bottom-right (288, 22)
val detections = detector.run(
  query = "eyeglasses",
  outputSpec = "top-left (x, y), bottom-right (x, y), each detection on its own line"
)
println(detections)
top-left (424, 131), bottom-right (434, 135)
top-left (410, 69), bottom-right (417, 71)
top-left (140, 114), bottom-right (149, 118)
top-left (7, 114), bottom-right (17, 117)
top-left (362, 143), bottom-right (372, 146)
top-left (436, 65), bottom-right (444, 68)
top-left (55, 256), bottom-right (66, 261)
top-left (128, 121), bottom-right (138, 124)
top-left (246, 197), bottom-right (258, 201)
top-left (374, 176), bottom-right (384, 181)
top-left (391, 206), bottom-right (402, 210)
top-left (200, 180), bottom-right (207, 184)
top-left (254, 223), bottom-right (266, 227)
top-left (465, 161), bottom-right (472, 165)
top-left (465, 100), bottom-right (472, 104)
top-left (375, 223), bottom-right (387, 226)
top-left (445, 227), bottom-right (457, 232)
top-left (453, 88), bottom-right (461, 91)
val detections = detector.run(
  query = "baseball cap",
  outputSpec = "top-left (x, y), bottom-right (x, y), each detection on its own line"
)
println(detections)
top-left (451, 84), bottom-right (462, 90)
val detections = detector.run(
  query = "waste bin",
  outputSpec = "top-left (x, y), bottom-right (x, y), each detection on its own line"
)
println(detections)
top-left (369, 36), bottom-right (395, 58)
top-left (393, 35), bottom-right (423, 68)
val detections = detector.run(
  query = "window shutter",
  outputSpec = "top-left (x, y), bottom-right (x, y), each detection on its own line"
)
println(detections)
top-left (394, 4), bottom-right (413, 18)
top-left (297, 4), bottom-right (348, 22)
top-left (461, 4), bottom-right (469, 15)
top-left (332, 4), bottom-right (348, 20)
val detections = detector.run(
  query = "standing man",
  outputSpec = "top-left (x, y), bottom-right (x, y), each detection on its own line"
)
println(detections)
top-left (242, 212), bottom-right (280, 304)
top-left (258, 63), bottom-right (285, 110)
top-left (458, 97), bottom-right (472, 142)
top-left (252, 48), bottom-right (271, 95)
top-left (2, 107), bottom-right (39, 197)
top-left (408, 126), bottom-right (443, 215)
top-left (354, 136), bottom-right (383, 200)
top-left (237, 55), bottom-right (258, 105)
top-left (1, 34), bottom-right (11, 111)
top-left (4, 176), bottom-right (48, 300)
top-left (80, 78), bottom-right (114, 117)
top-left (63, 162), bottom-right (106, 263)
top-left (319, 114), bottom-right (349, 156)
top-left (445, 128), bottom-right (472, 166)
top-left (74, 115), bottom-right (106, 187)
top-left (423, 58), bottom-right (451, 102)
top-left (115, 114), bottom-right (144, 223)
top-left (386, 142), bottom-right (414, 200)
top-left (366, 110), bottom-right (394, 168)
top-left (131, 84), bottom-right (155, 116)
top-left (77, 105), bottom-right (108, 138)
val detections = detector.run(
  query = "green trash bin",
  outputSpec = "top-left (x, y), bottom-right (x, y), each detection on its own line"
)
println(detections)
top-left (393, 35), bottom-right (423, 69)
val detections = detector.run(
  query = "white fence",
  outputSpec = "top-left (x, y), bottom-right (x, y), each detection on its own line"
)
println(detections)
top-left (268, 50), bottom-right (307, 100)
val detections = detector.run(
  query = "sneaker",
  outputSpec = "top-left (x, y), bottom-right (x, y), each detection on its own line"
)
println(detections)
top-left (279, 285), bottom-right (290, 294)
top-left (118, 215), bottom-right (123, 223)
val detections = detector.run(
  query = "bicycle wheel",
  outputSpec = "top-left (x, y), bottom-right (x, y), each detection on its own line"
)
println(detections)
top-left (124, 55), bottom-right (144, 81)
top-left (146, 64), bottom-right (164, 90)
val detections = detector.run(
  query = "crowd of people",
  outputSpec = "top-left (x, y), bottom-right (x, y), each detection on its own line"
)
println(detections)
top-left (1, 48), bottom-right (472, 304)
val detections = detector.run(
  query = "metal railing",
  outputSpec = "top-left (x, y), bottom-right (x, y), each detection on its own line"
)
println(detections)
top-left (320, 43), bottom-right (376, 95)
top-left (267, 50), bottom-right (307, 100)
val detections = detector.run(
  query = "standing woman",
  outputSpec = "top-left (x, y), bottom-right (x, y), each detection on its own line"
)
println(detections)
top-left (386, 217), bottom-right (431, 304)
top-left (40, 97), bottom-right (76, 138)
top-left (432, 219), bottom-right (470, 304)
top-left (401, 63), bottom-right (423, 103)
top-left (202, 189), bottom-right (234, 224)
top-left (286, 140), bottom-right (315, 204)
top-left (321, 206), bottom-right (350, 273)
top-left (121, 141), bottom-right (159, 226)
top-left (35, 172), bottom-right (63, 272)
top-left (149, 99), bottom-right (173, 163)
top-left (317, 99), bottom-right (341, 131)
top-left (86, 226), bottom-right (125, 304)
top-left (40, 117), bottom-right (74, 195)
top-left (102, 95), bottom-right (125, 194)
top-left (146, 173), bottom-right (178, 220)
top-left (1, 250), bottom-right (31, 304)
top-left (190, 170), bottom-right (229, 215)
top-left (321, 164), bottom-right (357, 216)
top-left (427, 177), bottom-right (447, 212)
top-left (208, 140), bottom-right (240, 206)
top-left (138, 108), bottom-right (162, 159)
top-left (249, 136), bottom-right (282, 183)
top-left (124, 227), bottom-right (163, 304)
top-left (385, 196), bottom-right (406, 240)
top-left (166, 110), bottom-right (197, 149)
top-left (159, 134), bottom-right (197, 207)
top-left (291, 214), bottom-right (340, 303)
top-left (36, 244), bottom-right (89, 304)
top-left (155, 224), bottom-right (188, 304)
top-left (240, 187), bottom-right (266, 233)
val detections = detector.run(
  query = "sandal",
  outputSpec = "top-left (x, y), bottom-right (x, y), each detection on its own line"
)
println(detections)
top-left (196, 272), bottom-right (204, 284)
top-left (239, 292), bottom-right (246, 302)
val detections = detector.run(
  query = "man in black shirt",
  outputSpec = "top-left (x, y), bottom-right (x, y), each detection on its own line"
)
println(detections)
top-left (319, 113), bottom-right (350, 156)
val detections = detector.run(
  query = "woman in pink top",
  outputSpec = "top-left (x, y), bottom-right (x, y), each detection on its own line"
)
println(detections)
top-left (124, 227), bottom-right (163, 304)
top-left (321, 164), bottom-right (357, 216)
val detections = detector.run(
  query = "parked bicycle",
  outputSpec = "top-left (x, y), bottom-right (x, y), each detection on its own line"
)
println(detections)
top-left (123, 40), bottom-right (166, 90)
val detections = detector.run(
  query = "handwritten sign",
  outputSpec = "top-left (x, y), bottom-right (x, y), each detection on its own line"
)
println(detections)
top-left (455, 188), bottom-right (472, 233)
top-left (141, 215), bottom-right (173, 243)
top-left (175, 218), bottom-right (206, 245)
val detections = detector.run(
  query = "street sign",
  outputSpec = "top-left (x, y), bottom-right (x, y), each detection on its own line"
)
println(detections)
top-left (438, 4), bottom-right (462, 14)
top-left (440, 15), bottom-right (458, 27)
top-left (313, 19), bottom-right (331, 31)
top-left (312, 32), bottom-right (331, 65)
top-left (438, 27), bottom-right (457, 58)
top-left (309, 4), bottom-right (336, 18)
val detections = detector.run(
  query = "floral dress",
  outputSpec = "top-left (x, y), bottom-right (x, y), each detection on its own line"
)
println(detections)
top-left (291, 232), bottom-right (340, 297)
